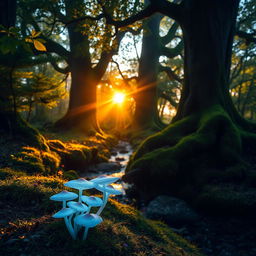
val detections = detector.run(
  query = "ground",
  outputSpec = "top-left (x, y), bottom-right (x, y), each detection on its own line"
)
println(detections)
top-left (0, 130), bottom-right (203, 256)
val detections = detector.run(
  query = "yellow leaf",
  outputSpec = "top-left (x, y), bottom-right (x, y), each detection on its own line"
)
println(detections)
top-left (31, 30), bottom-right (41, 38)
top-left (25, 38), bottom-right (33, 43)
top-left (33, 40), bottom-right (47, 51)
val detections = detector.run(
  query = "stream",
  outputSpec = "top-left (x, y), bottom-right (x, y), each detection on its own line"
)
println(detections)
top-left (82, 141), bottom-right (256, 256)
top-left (82, 140), bottom-right (133, 196)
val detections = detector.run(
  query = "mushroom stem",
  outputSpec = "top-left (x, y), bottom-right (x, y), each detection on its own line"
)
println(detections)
top-left (78, 189), bottom-right (83, 203)
top-left (62, 200), bottom-right (66, 208)
top-left (86, 206), bottom-right (92, 214)
top-left (82, 227), bottom-right (89, 240)
top-left (64, 216), bottom-right (75, 239)
top-left (96, 192), bottom-right (109, 216)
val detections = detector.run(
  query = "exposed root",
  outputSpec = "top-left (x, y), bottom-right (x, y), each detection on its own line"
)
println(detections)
top-left (124, 105), bottom-right (256, 215)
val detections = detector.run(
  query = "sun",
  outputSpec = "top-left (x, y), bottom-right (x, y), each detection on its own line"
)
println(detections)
top-left (112, 92), bottom-right (125, 104)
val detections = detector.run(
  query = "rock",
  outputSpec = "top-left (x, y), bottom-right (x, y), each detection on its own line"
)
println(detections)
top-left (145, 195), bottom-right (200, 226)
top-left (119, 149), bottom-right (129, 154)
top-left (111, 151), bottom-right (118, 156)
top-left (115, 157), bottom-right (125, 162)
top-left (87, 162), bottom-right (122, 173)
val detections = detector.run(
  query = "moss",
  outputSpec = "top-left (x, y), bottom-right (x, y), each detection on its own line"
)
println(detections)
top-left (10, 146), bottom-right (60, 175)
top-left (17, 199), bottom-right (202, 256)
top-left (124, 105), bottom-right (253, 214)
top-left (196, 184), bottom-right (256, 216)
top-left (0, 167), bottom-right (25, 180)
top-left (63, 169), bottom-right (79, 180)
top-left (41, 151), bottom-right (61, 174)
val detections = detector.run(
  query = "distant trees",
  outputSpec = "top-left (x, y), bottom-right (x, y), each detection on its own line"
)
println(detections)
top-left (18, 0), bottom-right (141, 134)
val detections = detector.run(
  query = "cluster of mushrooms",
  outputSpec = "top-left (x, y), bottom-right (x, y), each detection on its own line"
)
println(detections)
top-left (50, 175), bottom-right (122, 240)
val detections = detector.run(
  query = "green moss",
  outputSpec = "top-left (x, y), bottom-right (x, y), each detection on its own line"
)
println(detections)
top-left (0, 167), bottom-right (25, 180)
top-left (125, 104), bottom-right (253, 215)
top-left (42, 151), bottom-right (61, 174)
top-left (196, 184), bottom-right (256, 216)
top-left (63, 169), bottom-right (79, 180)
top-left (20, 199), bottom-right (202, 256)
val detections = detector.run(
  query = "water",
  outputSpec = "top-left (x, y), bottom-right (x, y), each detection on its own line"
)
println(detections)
top-left (83, 141), bottom-right (133, 195)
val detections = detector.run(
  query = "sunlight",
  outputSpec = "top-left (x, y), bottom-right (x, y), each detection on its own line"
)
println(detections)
top-left (112, 92), bottom-right (125, 104)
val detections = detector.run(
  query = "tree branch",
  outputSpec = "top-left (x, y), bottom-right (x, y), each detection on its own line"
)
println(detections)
top-left (105, 0), bottom-right (183, 28)
top-left (160, 40), bottom-right (183, 58)
top-left (159, 64), bottom-right (183, 83)
top-left (94, 31), bottom-right (126, 79)
top-left (161, 22), bottom-right (179, 45)
top-left (236, 30), bottom-right (256, 44)
top-left (48, 56), bottom-right (70, 74)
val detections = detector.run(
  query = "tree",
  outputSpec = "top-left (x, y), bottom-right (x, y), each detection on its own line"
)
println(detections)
top-left (0, 0), bottom-right (48, 149)
top-left (18, 0), bottom-right (139, 134)
top-left (106, 0), bottom-right (256, 213)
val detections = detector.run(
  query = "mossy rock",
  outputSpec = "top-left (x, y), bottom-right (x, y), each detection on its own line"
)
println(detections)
top-left (10, 147), bottom-right (60, 175)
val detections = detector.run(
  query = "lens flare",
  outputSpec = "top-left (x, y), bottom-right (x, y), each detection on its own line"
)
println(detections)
top-left (112, 92), bottom-right (125, 104)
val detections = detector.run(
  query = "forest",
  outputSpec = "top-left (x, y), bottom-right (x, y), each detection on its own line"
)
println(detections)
top-left (0, 0), bottom-right (256, 255)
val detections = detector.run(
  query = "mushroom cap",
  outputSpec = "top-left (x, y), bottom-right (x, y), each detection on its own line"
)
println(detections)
top-left (81, 195), bottom-right (103, 207)
top-left (67, 201), bottom-right (89, 212)
top-left (95, 184), bottom-right (122, 195)
top-left (50, 190), bottom-right (78, 202)
top-left (52, 207), bottom-right (75, 218)
top-left (64, 178), bottom-right (94, 190)
top-left (90, 175), bottom-right (119, 185)
top-left (74, 213), bottom-right (103, 228)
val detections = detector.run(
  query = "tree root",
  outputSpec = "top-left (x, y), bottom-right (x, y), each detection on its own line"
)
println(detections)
top-left (124, 105), bottom-right (256, 215)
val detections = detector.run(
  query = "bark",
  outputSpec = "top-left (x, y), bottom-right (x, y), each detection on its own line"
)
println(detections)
top-left (133, 11), bottom-right (162, 129)
top-left (173, 0), bottom-right (240, 122)
top-left (55, 22), bottom-right (101, 134)
top-left (124, 0), bottom-right (256, 214)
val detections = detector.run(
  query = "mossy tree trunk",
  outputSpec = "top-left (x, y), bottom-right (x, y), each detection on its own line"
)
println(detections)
top-left (124, 0), bottom-right (256, 212)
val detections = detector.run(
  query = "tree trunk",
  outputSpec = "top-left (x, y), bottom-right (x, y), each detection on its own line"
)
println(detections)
top-left (124, 0), bottom-right (256, 215)
top-left (173, 0), bottom-right (239, 121)
top-left (57, 64), bottom-right (100, 134)
top-left (133, 11), bottom-right (162, 129)
top-left (55, 22), bottom-right (101, 134)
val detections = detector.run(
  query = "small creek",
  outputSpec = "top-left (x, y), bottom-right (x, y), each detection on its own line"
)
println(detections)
top-left (82, 140), bottom-right (133, 195)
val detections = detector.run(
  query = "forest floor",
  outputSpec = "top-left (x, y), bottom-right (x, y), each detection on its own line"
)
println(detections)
top-left (0, 130), bottom-right (202, 256)
top-left (0, 129), bottom-right (256, 256)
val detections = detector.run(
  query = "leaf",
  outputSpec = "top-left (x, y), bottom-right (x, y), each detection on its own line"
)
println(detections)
top-left (33, 40), bottom-right (47, 51)
top-left (31, 30), bottom-right (41, 38)
top-left (25, 38), bottom-right (33, 43)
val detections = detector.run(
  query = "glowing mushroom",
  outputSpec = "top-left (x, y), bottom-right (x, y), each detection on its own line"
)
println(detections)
top-left (95, 184), bottom-right (122, 215)
top-left (81, 195), bottom-right (103, 213)
top-left (52, 207), bottom-right (76, 239)
top-left (50, 190), bottom-right (78, 207)
top-left (90, 175), bottom-right (119, 185)
top-left (74, 213), bottom-right (103, 240)
top-left (64, 178), bottom-right (94, 202)
top-left (67, 201), bottom-right (88, 213)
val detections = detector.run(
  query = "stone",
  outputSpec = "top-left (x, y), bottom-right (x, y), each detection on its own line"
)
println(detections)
top-left (115, 157), bottom-right (125, 162)
top-left (87, 162), bottom-right (122, 173)
top-left (145, 195), bottom-right (200, 226)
